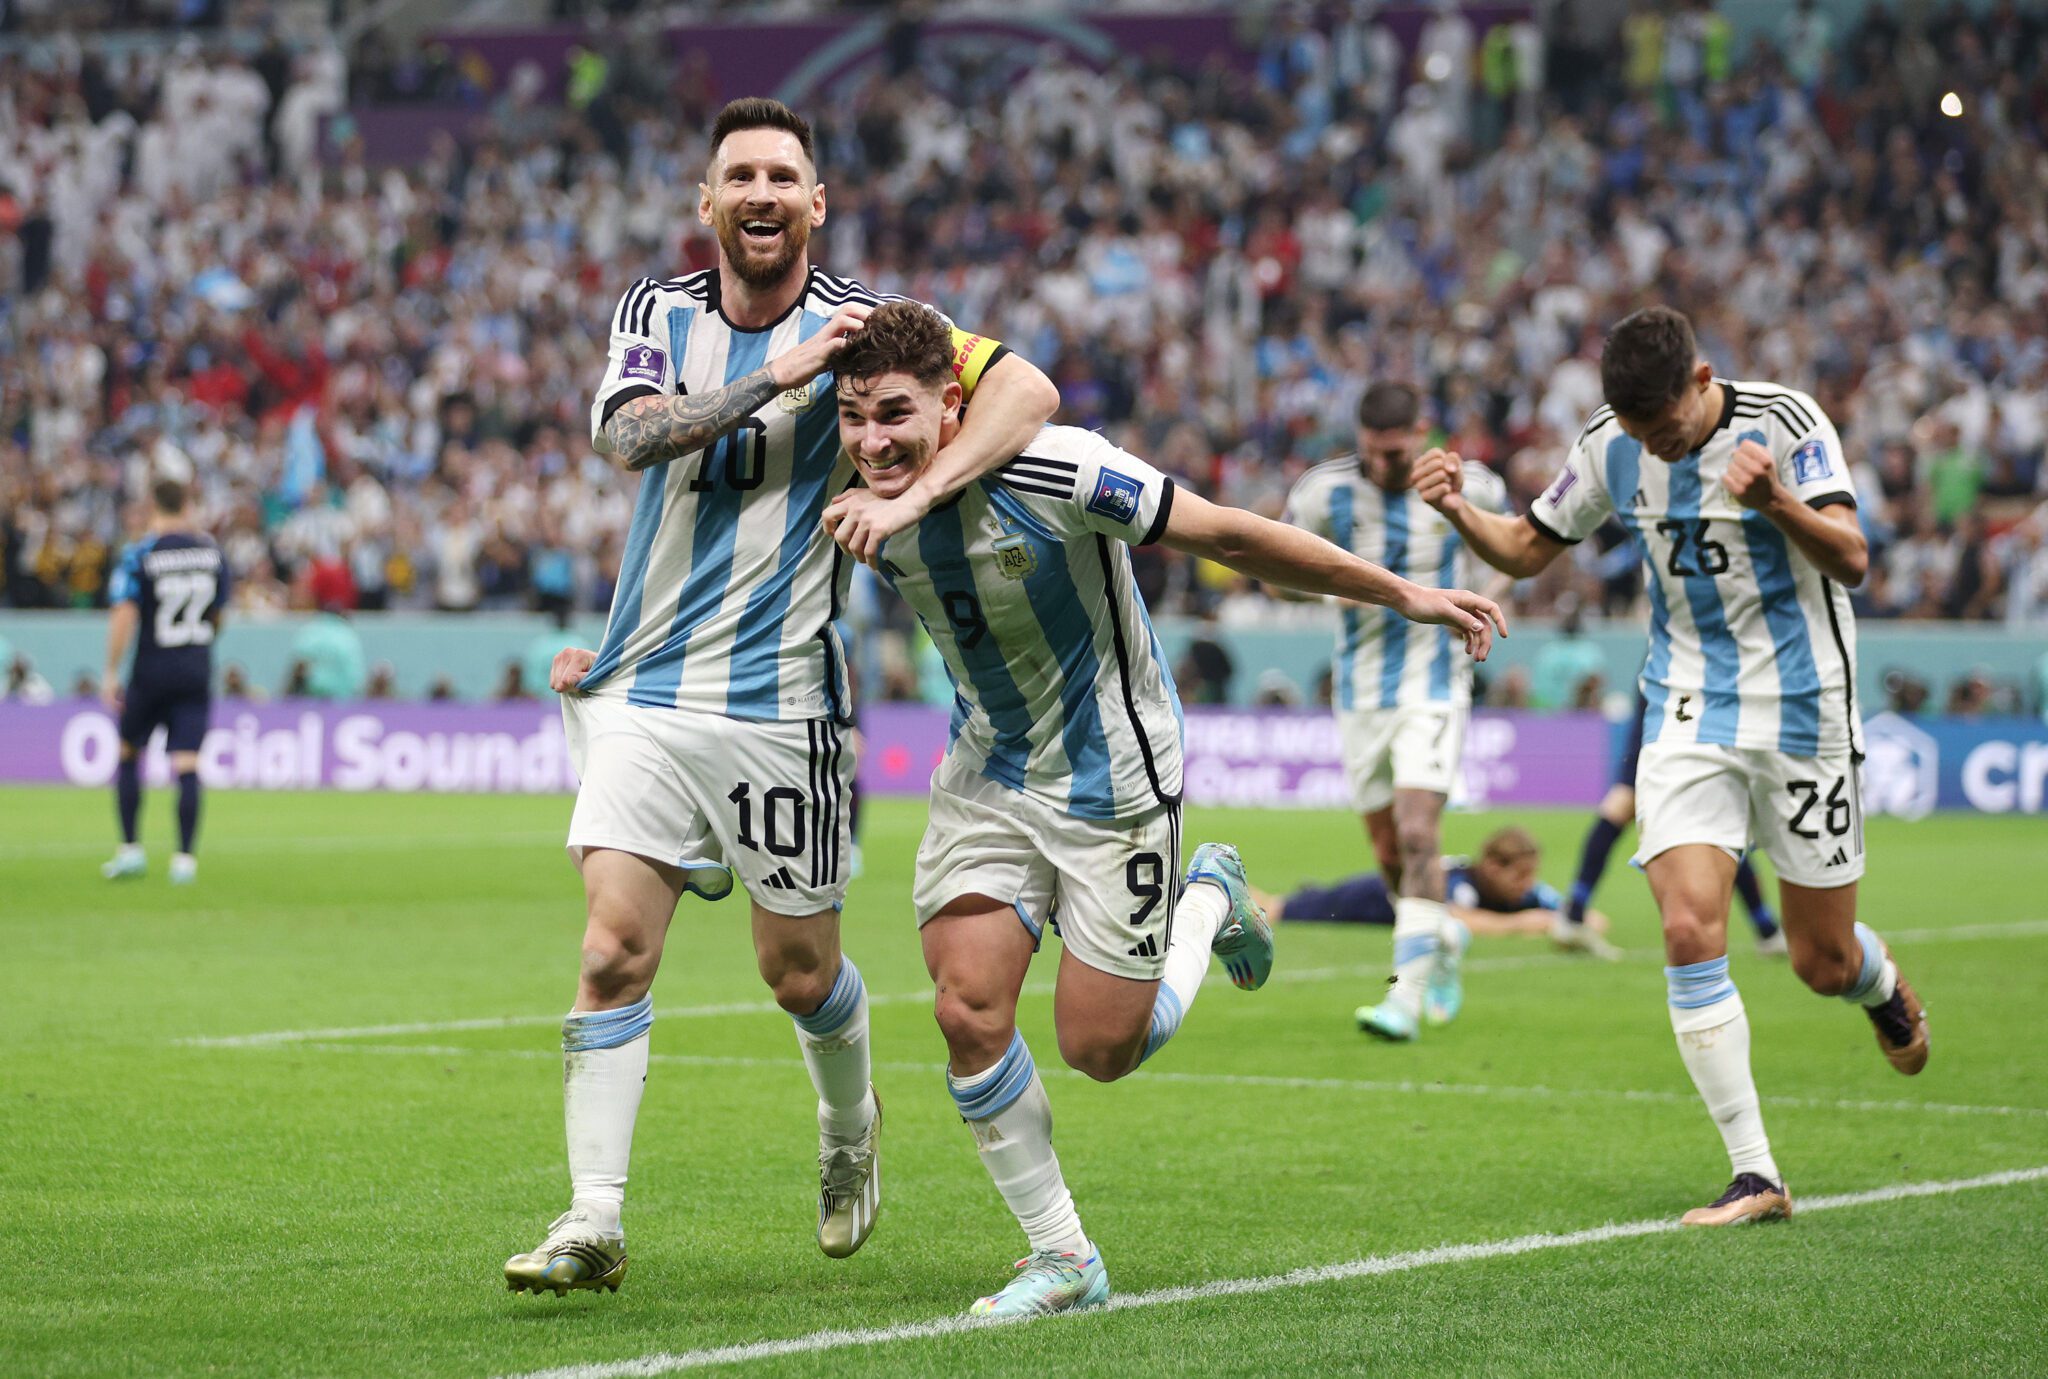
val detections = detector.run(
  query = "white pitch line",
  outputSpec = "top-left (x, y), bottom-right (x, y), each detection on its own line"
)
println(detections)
top-left (287, 1042), bottom-right (2048, 1122)
top-left (491, 1165), bottom-right (2048, 1379)
top-left (0, 829), bottom-right (565, 861)
top-left (173, 915), bottom-right (2048, 1050)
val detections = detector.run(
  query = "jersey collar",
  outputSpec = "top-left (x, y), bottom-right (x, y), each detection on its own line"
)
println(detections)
top-left (1710, 379), bottom-right (1740, 435)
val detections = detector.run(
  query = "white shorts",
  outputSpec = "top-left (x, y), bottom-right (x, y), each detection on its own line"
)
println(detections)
top-left (913, 758), bottom-right (1182, 982)
top-left (1338, 703), bottom-right (1467, 813)
top-left (1633, 740), bottom-right (1866, 889)
top-left (562, 693), bottom-right (854, 916)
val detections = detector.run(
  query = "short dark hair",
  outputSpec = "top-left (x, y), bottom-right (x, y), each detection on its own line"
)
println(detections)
top-left (152, 478), bottom-right (188, 514)
top-left (708, 97), bottom-right (815, 172)
top-left (835, 300), bottom-right (955, 391)
top-left (1357, 381), bottom-right (1422, 432)
top-left (1600, 307), bottom-right (1698, 420)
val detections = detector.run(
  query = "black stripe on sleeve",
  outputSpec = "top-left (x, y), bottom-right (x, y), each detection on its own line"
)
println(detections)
top-left (1807, 492), bottom-right (1857, 511)
top-left (1525, 510), bottom-right (1580, 546)
top-left (1139, 478), bottom-right (1176, 547)
top-left (598, 383), bottom-right (661, 431)
top-left (978, 342), bottom-right (1012, 376)
top-left (992, 477), bottom-right (1073, 500)
top-left (1007, 454), bottom-right (1081, 473)
top-left (1769, 391), bottom-right (1818, 433)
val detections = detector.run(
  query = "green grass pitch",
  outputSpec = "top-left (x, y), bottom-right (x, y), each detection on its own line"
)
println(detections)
top-left (4, 785), bottom-right (2044, 1378)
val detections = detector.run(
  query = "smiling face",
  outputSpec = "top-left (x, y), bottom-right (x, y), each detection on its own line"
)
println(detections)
top-left (699, 127), bottom-right (825, 289)
top-left (1613, 361), bottom-right (1717, 464)
top-left (835, 370), bottom-right (962, 499)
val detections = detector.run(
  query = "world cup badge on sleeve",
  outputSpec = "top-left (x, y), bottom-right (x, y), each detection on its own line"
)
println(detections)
top-left (1792, 438), bottom-right (1833, 483)
top-left (620, 343), bottom-right (667, 384)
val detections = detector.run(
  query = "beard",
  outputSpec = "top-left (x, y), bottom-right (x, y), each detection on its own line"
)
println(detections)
top-left (714, 204), bottom-right (810, 289)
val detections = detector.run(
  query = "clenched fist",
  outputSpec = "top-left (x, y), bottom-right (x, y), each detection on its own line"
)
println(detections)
top-left (1721, 439), bottom-right (1783, 510)
top-left (1412, 447), bottom-right (1466, 513)
top-left (550, 647), bottom-right (597, 694)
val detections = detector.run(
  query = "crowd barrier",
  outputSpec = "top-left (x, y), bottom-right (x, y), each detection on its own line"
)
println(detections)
top-left (6, 701), bottom-right (2042, 816)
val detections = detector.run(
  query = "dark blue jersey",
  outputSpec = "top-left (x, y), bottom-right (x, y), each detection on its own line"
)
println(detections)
top-left (1286, 856), bottom-right (1563, 925)
top-left (109, 531), bottom-right (230, 693)
top-left (1446, 858), bottom-right (1562, 914)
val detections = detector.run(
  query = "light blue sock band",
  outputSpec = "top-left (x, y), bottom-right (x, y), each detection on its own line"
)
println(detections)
top-left (1844, 922), bottom-right (1886, 1003)
top-left (791, 957), bottom-right (865, 1037)
top-left (1140, 984), bottom-right (1186, 1065)
top-left (949, 1030), bottom-right (1035, 1121)
top-left (1665, 956), bottom-right (1737, 1010)
top-left (1394, 933), bottom-right (1440, 966)
top-left (563, 994), bottom-right (653, 1051)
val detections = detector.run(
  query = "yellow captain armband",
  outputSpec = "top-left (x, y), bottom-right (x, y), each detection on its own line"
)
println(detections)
top-left (948, 327), bottom-right (1012, 397)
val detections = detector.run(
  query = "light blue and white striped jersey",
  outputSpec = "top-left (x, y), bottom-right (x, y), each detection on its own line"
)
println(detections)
top-left (876, 426), bottom-right (1183, 822)
top-left (1284, 458), bottom-right (1505, 711)
top-left (581, 269), bottom-right (1009, 722)
top-left (1530, 379), bottom-right (1863, 757)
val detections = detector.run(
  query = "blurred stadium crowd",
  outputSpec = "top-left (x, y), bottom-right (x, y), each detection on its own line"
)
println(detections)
top-left (1, 3), bottom-right (2045, 691)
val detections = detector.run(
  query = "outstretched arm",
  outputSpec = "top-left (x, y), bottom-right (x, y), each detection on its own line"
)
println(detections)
top-left (1159, 487), bottom-right (1507, 659)
top-left (601, 303), bottom-right (873, 472)
top-left (1412, 449), bottom-right (1570, 579)
top-left (826, 350), bottom-right (1060, 563)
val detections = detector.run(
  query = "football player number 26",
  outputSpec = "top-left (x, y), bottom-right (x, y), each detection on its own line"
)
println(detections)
top-left (728, 781), bottom-right (805, 857)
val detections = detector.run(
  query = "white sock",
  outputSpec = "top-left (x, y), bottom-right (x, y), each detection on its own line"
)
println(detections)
top-left (949, 1033), bottom-right (1089, 1257)
top-left (1667, 959), bottom-right (1780, 1184)
top-left (1388, 897), bottom-right (1447, 1018)
top-left (1142, 880), bottom-right (1230, 1063)
top-left (1844, 922), bottom-right (1900, 1008)
top-left (562, 996), bottom-right (653, 1237)
top-left (791, 958), bottom-right (876, 1141)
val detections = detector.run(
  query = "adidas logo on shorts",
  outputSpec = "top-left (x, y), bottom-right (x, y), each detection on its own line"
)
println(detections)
top-left (1127, 934), bottom-right (1159, 958)
top-left (762, 866), bottom-right (798, 889)
top-left (1824, 847), bottom-right (1849, 867)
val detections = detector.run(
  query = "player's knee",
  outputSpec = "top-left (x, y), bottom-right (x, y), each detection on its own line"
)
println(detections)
top-left (764, 961), bottom-right (835, 1017)
top-left (931, 987), bottom-right (1011, 1064)
top-left (578, 933), bottom-right (651, 1003)
top-left (1394, 819), bottom-right (1438, 871)
top-left (1790, 939), bottom-right (1858, 996)
top-left (1056, 1028), bottom-right (1139, 1083)
top-left (1659, 905), bottom-right (1720, 963)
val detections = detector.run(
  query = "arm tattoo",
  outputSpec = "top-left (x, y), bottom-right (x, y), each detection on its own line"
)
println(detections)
top-left (603, 368), bottom-right (780, 472)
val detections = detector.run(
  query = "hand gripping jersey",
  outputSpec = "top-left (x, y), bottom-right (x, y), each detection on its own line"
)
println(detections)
top-left (108, 531), bottom-right (230, 693)
top-left (1284, 458), bottom-right (1506, 711)
top-left (875, 426), bottom-right (1183, 822)
top-left (1530, 380), bottom-right (1862, 757)
top-left (583, 267), bottom-right (1008, 722)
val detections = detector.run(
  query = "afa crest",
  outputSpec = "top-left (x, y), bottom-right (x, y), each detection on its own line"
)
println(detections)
top-left (776, 380), bottom-right (817, 414)
top-left (993, 532), bottom-right (1038, 580)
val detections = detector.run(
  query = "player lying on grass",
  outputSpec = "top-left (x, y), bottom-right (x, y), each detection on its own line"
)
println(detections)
top-left (823, 300), bottom-right (1506, 1318)
top-left (1415, 305), bottom-right (1928, 1228)
top-left (506, 99), bottom-right (1060, 1298)
top-left (1254, 827), bottom-right (1615, 1010)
